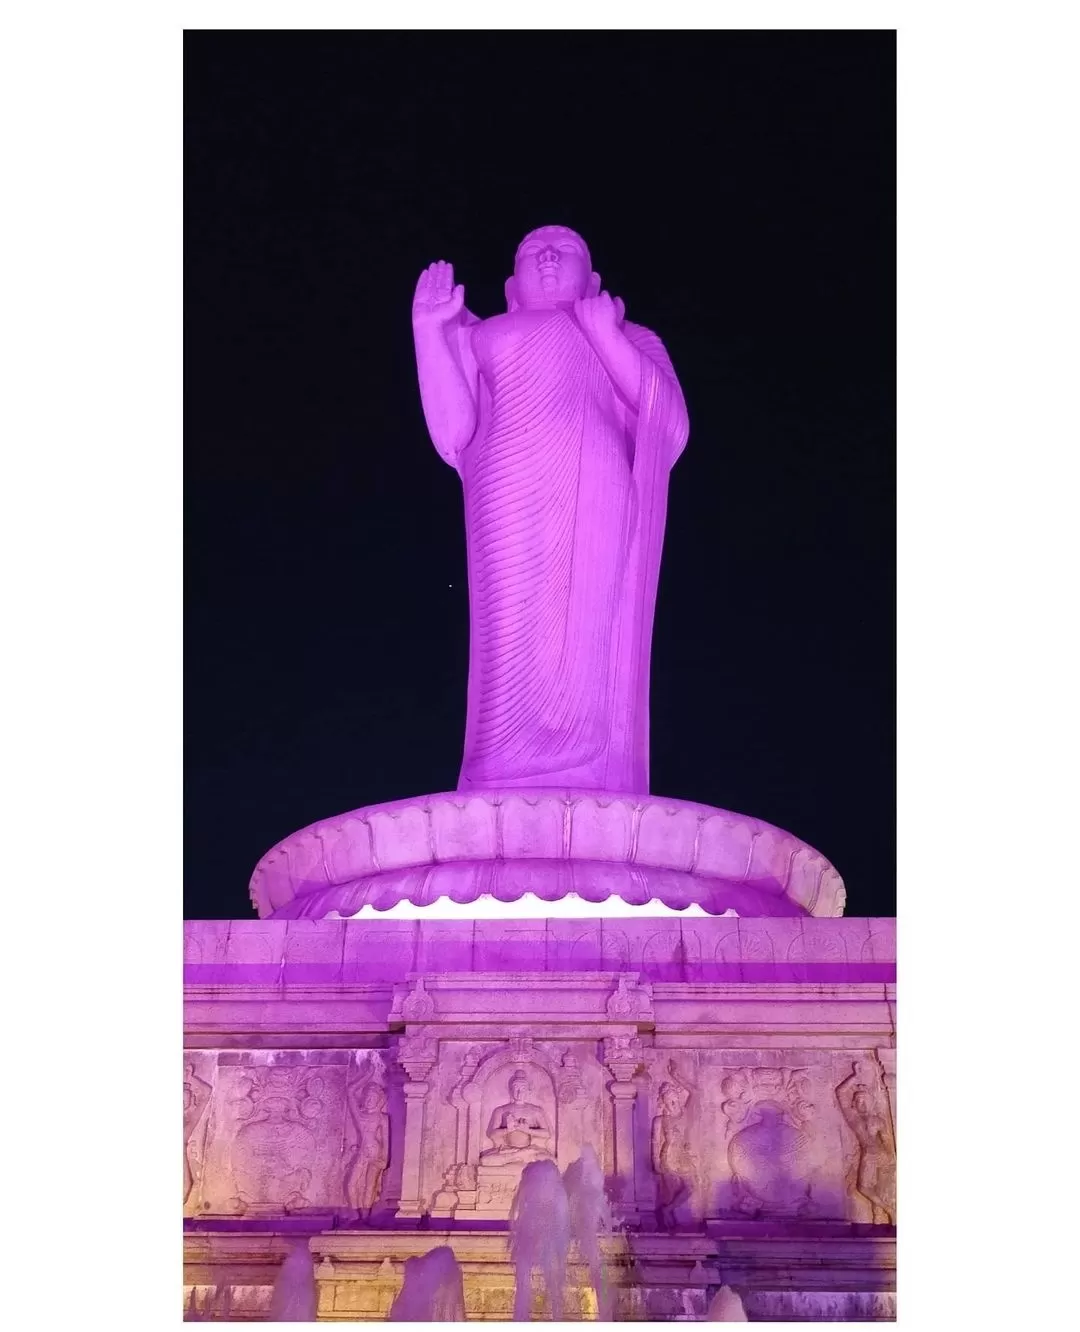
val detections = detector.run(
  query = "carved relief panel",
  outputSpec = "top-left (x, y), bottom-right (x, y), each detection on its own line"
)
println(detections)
top-left (835, 1055), bottom-right (896, 1224)
top-left (419, 1037), bottom-right (610, 1220)
top-left (641, 1052), bottom-right (700, 1228)
top-left (183, 1053), bottom-right (214, 1215)
top-left (194, 1056), bottom-right (349, 1216)
top-left (689, 1053), bottom-right (866, 1221)
top-left (343, 1051), bottom-right (394, 1221)
top-left (720, 1066), bottom-right (823, 1217)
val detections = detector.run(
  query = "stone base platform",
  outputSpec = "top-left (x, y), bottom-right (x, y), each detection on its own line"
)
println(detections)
top-left (246, 789), bottom-right (848, 920)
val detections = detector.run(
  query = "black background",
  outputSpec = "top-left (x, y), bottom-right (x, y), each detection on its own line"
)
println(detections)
top-left (185, 31), bottom-right (895, 920)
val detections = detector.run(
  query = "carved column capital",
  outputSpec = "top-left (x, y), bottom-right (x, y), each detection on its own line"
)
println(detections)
top-left (396, 1033), bottom-right (438, 1083)
top-left (603, 1033), bottom-right (645, 1084)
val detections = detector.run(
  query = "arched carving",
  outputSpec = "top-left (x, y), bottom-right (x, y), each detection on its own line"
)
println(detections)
top-left (460, 1038), bottom-right (562, 1160)
top-left (444, 1038), bottom-right (565, 1217)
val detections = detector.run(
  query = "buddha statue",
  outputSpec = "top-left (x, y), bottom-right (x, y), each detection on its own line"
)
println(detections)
top-left (412, 226), bottom-right (689, 793)
top-left (480, 1070), bottom-right (554, 1164)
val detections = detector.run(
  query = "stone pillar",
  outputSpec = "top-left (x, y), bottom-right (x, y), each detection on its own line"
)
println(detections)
top-left (394, 1032), bottom-right (438, 1220)
top-left (603, 1033), bottom-right (645, 1226)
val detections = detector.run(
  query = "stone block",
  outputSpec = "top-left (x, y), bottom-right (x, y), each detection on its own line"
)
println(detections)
top-left (224, 921), bottom-right (286, 983)
top-left (416, 921), bottom-right (475, 973)
top-left (283, 919), bottom-right (345, 984)
top-left (342, 922), bottom-right (416, 982)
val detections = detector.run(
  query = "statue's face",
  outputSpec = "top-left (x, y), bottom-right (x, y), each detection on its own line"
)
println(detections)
top-left (510, 1079), bottom-right (527, 1103)
top-left (853, 1091), bottom-right (871, 1115)
top-left (511, 228), bottom-right (595, 308)
top-left (362, 1087), bottom-right (383, 1112)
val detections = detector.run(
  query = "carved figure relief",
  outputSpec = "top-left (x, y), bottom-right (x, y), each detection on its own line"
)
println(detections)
top-left (651, 1073), bottom-right (694, 1229)
top-left (555, 1049), bottom-right (586, 1104)
top-left (835, 1057), bottom-right (896, 1224)
top-left (226, 1067), bottom-right (325, 1213)
top-left (443, 1038), bottom-right (565, 1218)
top-left (183, 1059), bottom-right (212, 1207)
top-left (721, 1068), bottom-right (818, 1217)
top-left (481, 1070), bottom-right (555, 1165)
top-left (344, 1069), bottom-right (390, 1221)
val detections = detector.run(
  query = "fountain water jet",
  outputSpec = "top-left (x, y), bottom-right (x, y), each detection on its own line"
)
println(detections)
top-left (268, 1240), bottom-right (318, 1321)
top-left (509, 1158), bottom-right (571, 1320)
top-left (387, 1246), bottom-right (466, 1321)
top-left (562, 1145), bottom-right (614, 1320)
top-left (184, 1284), bottom-right (233, 1321)
top-left (705, 1285), bottom-right (749, 1321)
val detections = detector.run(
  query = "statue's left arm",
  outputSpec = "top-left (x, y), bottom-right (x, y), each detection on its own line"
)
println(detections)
top-left (834, 1069), bottom-right (860, 1130)
top-left (574, 294), bottom-right (689, 463)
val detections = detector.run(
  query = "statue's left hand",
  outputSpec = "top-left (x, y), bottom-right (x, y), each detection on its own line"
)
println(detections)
top-left (574, 291), bottom-right (626, 342)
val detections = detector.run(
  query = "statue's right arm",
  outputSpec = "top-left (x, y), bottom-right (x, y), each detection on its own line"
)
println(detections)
top-left (413, 321), bottom-right (479, 468)
top-left (412, 262), bottom-right (479, 469)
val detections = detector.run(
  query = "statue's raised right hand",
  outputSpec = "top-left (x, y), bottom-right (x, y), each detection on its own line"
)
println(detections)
top-left (413, 260), bottom-right (465, 328)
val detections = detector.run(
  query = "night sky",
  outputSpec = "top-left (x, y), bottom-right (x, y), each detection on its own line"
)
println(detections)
top-left (185, 31), bottom-right (895, 921)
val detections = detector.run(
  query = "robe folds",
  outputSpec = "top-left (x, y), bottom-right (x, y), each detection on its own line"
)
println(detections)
top-left (454, 308), bottom-right (688, 793)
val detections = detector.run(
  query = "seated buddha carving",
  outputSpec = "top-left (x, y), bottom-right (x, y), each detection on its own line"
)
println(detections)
top-left (480, 1070), bottom-right (554, 1165)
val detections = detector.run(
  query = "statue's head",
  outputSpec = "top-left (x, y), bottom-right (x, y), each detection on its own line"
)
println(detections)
top-left (506, 225), bottom-right (601, 311)
top-left (852, 1090), bottom-right (872, 1116)
top-left (659, 1082), bottom-right (686, 1114)
top-left (508, 1069), bottom-right (531, 1103)
top-left (361, 1084), bottom-right (387, 1113)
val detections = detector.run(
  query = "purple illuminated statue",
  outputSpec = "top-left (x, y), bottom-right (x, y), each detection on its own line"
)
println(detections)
top-left (413, 226), bottom-right (689, 794)
top-left (247, 229), bottom-right (846, 921)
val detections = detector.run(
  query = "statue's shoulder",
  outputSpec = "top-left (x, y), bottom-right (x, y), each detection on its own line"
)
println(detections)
top-left (623, 320), bottom-right (678, 379)
top-left (622, 319), bottom-right (663, 349)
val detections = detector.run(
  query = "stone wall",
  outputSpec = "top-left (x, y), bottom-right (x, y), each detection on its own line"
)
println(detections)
top-left (183, 917), bottom-right (896, 1320)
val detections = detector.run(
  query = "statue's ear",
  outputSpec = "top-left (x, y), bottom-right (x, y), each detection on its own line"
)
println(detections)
top-left (588, 271), bottom-right (602, 297)
top-left (505, 277), bottom-right (520, 312)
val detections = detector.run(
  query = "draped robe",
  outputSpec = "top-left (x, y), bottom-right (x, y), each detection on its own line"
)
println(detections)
top-left (450, 307), bottom-right (688, 793)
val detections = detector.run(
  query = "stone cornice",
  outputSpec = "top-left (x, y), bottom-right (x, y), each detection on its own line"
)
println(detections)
top-left (185, 916), bottom-right (893, 985)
